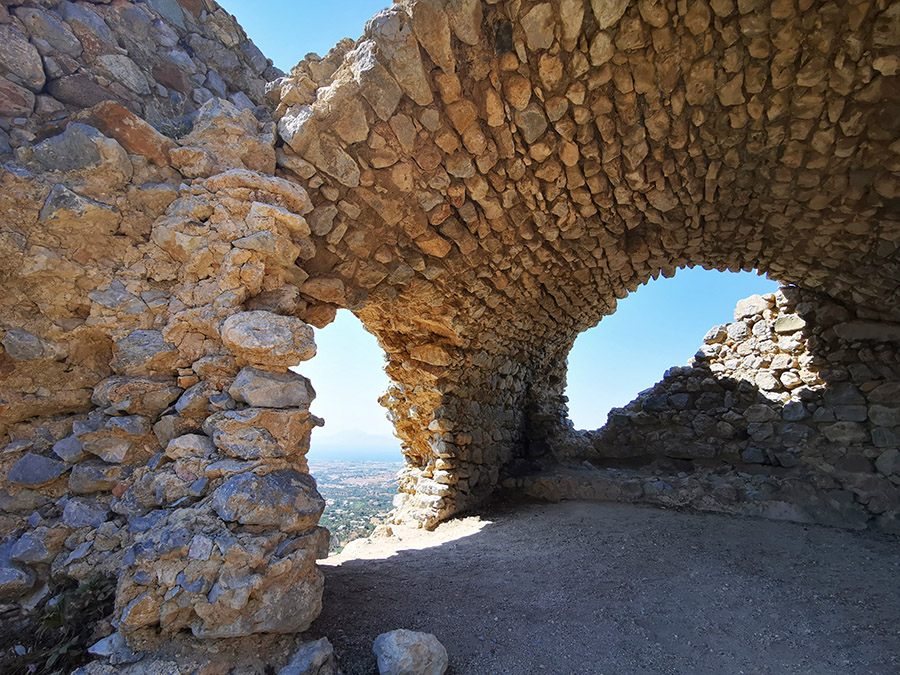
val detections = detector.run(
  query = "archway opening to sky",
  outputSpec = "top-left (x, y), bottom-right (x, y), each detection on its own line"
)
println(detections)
top-left (565, 268), bottom-right (781, 431)
top-left (297, 309), bottom-right (402, 463)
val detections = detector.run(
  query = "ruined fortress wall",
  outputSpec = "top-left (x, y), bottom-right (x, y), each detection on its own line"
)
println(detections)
top-left (516, 286), bottom-right (900, 533)
top-left (0, 0), bottom-right (897, 651)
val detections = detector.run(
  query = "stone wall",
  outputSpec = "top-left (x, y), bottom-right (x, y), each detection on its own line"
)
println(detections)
top-left (0, 0), bottom-right (277, 153)
top-left (512, 286), bottom-right (900, 533)
top-left (0, 0), bottom-right (898, 653)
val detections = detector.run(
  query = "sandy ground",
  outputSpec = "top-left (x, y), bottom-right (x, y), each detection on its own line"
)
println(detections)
top-left (304, 497), bottom-right (900, 675)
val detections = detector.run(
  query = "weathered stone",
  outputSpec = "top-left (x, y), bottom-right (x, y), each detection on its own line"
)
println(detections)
top-left (210, 470), bottom-right (325, 533)
top-left (63, 497), bottom-right (109, 528)
top-left (221, 311), bottom-right (316, 368)
top-left (373, 629), bottom-right (448, 675)
top-left (8, 453), bottom-right (67, 486)
top-left (53, 435), bottom-right (87, 463)
top-left (0, 25), bottom-right (45, 92)
top-left (875, 449), bottom-right (900, 477)
top-left (0, 75), bottom-right (35, 116)
top-left (0, 542), bottom-right (35, 600)
top-left (366, 7), bottom-right (434, 106)
top-left (1, 328), bottom-right (44, 361)
top-left (202, 407), bottom-right (322, 459)
top-left (78, 102), bottom-right (175, 167)
top-left (39, 185), bottom-right (121, 235)
top-left (229, 367), bottom-right (316, 409)
top-left (69, 461), bottom-right (126, 494)
top-left (112, 330), bottom-right (179, 376)
top-left (774, 315), bottom-right (806, 334)
top-left (278, 637), bottom-right (338, 675)
top-left (13, 7), bottom-right (82, 58)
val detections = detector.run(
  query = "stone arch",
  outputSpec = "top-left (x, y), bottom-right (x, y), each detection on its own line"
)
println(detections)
top-left (266, 0), bottom-right (900, 527)
top-left (0, 0), bottom-right (897, 650)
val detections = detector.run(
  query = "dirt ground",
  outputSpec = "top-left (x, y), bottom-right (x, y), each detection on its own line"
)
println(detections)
top-left (304, 497), bottom-right (900, 675)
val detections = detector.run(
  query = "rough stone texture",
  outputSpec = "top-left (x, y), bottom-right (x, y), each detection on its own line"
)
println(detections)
top-left (277, 637), bottom-right (337, 675)
top-left (373, 629), bottom-right (448, 675)
top-left (0, 0), bottom-right (898, 654)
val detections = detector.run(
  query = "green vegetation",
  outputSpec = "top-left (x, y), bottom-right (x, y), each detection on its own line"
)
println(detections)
top-left (310, 460), bottom-right (402, 553)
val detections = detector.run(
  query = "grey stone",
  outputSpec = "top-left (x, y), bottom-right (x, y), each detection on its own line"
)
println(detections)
top-left (372, 629), bottom-right (448, 675)
top-left (88, 631), bottom-right (144, 665)
top-left (0, 542), bottom-right (35, 599)
top-left (875, 448), bottom-right (900, 477)
top-left (278, 637), bottom-right (337, 675)
top-left (868, 383), bottom-right (900, 405)
top-left (745, 403), bottom-right (778, 422)
top-left (53, 435), bottom-right (86, 463)
top-left (220, 311), bottom-right (316, 368)
top-left (822, 422), bottom-right (868, 445)
top-left (833, 321), bottom-right (900, 342)
top-left (782, 401), bottom-right (810, 421)
top-left (10, 529), bottom-right (54, 565)
top-left (1, 328), bottom-right (43, 360)
top-left (205, 70), bottom-right (227, 98)
top-left (0, 489), bottom-right (50, 513)
top-left (727, 321), bottom-right (750, 342)
top-left (869, 405), bottom-right (900, 427)
top-left (12, 7), bottom-right (82, 58)
top-left (779, 423), bottom-right (811, 444)
top-left (89, 281), bottom-right (147, 315)
top-left (63, 497), bottom-right (109, 528)
top-left (112, 330), bottom-right (178, 376)
top-left (59, 2), bottom-right (116, 49)
top-left (834, 405), bottom-right (867, 422)
top-left (68, 461), bottom-right (126, 494)
top-left (824, 382), bottom-right (865, 406)
top-left (210, 470), bottom-right (325, 533)
top-left (0, 25), bottom-right (45, 92)
top-left (174, 382), bottom-right (212, 417)
top-left (741, 446), bottom-right (766, 464)
top-left (228, 367), bottom-right (316, 409)
top-left (94, 54), bottom-right (150, 95)
top-left (871, 427), bottom-right (900, 448)
top-left (33, 123), bottom-right (105, 172)
top-left (8, 453), bottom-right (67, 486)
top-left (146, 0), bottom-right (186, 29)
top-left (350, 40), bottom-right (403, 121)
top-left (229, 91), bottom-right (255, 110)
top-left (165, 434), bottom-right (215, 459)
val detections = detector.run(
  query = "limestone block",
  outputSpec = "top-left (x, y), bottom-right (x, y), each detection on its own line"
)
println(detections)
top-left (373, 629), bottom-right (448, 675)
top-left (220, 311), bottom-right (316, 369)
top-left (209, 470), bottom-right (325, 533)
top-left (202, 407), bottom-right (323, 459)
top-left (228, 367), bottom-right (315, 409)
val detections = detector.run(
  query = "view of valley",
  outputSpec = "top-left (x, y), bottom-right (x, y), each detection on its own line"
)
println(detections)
top-left (309, 460), bottom-right (403, 553)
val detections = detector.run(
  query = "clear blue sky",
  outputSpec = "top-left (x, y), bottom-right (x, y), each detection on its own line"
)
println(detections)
top-left (225, 3), bottom-right (781, 459)
top-left (221, 1), bottom-right (390, 71)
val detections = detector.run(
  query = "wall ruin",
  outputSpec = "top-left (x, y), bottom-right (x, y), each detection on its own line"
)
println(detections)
top-left (0, 0), bottom-right (897, 651)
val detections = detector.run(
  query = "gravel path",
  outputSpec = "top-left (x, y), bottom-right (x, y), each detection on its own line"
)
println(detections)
top-left (307, 498), bottom-right (900, 674)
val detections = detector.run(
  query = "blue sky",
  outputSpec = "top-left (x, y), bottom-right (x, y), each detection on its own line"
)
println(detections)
top-left (224, 3), bottom-right (781, 460)
top-left (221, 1), bottom-right (391, 70)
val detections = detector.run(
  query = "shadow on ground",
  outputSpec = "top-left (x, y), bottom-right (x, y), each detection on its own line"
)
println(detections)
top-left (305, 498), bottom-right (899, 675)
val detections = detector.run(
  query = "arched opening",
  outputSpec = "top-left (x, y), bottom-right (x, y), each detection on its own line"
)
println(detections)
top-left (294, 309), bottom-right (402, 552)
top-left (566, 268), bottom-right (780, 430)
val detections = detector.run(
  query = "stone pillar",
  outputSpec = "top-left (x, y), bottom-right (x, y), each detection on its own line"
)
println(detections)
top-left (115, 310), bottom-right (329, 639)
